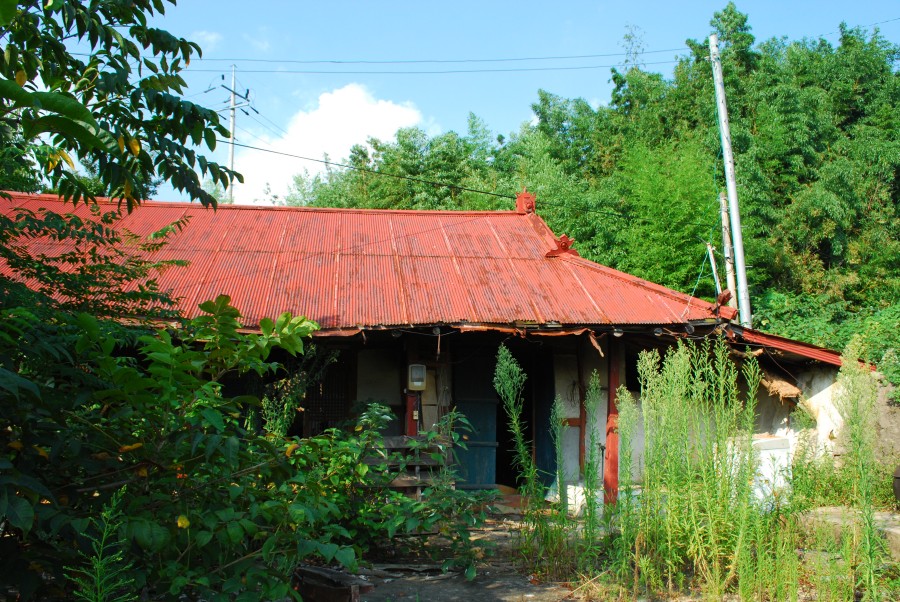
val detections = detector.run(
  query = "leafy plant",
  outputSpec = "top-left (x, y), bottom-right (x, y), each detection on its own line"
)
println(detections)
top-left (493, 344), bottom-right (542, 562)
top-left (0, 0), bottom-right (237, 207)
top-left (65, 487), bottom-right (136, 602)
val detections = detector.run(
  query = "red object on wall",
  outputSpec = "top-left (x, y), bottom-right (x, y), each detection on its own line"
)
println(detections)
top-left (405, 392), bottom-right (419, 436)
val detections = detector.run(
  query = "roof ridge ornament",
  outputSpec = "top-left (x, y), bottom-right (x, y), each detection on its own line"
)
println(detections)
top-left (515, 189), bottom-right (536, 214)
top-left (546, 234), bottom-right (579, 258)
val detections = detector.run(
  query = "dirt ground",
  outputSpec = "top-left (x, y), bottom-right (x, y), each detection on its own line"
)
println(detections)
top-left (358, 561), bottom-right (577, 602)
top-left (355, 516), bottom-right (579, 602)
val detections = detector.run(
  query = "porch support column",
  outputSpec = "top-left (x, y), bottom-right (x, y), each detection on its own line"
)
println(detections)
top-left (603, 339), bottom-right (622, 505)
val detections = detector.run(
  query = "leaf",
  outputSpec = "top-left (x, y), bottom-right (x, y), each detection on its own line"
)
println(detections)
top-left (464, 564), bottom-right (476, 581)
top-left (334, 546), bottom-right (355, 568)
top-left (194, 530), bottom-right (213, 547)
top-left (200, 408), bottom-right (225, 431)
top-left (261, 535), bottom-right (277, 561)
top-left (0, 368), bottom-right (41, 400)
top-left (0, 489), bottom-right (34, 534)
top-left (132, 520), bottom-right (170, 551)
top-left (0, 78), bottom-right (32, 104)
top-left (0, 1), bottom-right (17, 27)
top-left (225, 521), bottom-right (243, 544)
top-left (316, 542), bottom-right (338, 562)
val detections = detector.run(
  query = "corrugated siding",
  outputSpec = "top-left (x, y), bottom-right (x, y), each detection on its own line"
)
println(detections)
top-left (1, 193), bottom-right (731, 330)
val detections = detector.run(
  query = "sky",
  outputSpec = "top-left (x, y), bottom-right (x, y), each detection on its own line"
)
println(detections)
top-left (149, 1), bottom-right (900, 204)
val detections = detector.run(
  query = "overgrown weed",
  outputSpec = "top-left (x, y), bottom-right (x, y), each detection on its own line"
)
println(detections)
top-left (494, 338), bottom-right (898, 601)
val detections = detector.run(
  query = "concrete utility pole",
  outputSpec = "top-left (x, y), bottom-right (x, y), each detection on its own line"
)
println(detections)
top-left (228, 65), bottom-right (236, 204)
top-left (710, 34), bottom-right (752, 327)
top-left (719, 192), bottom-right (738, 309)
top-left (222, 65), bottom-right (254, 204)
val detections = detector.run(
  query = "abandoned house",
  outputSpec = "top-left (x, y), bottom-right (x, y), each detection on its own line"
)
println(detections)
top-left (1, 191), bottom-right (846, 501)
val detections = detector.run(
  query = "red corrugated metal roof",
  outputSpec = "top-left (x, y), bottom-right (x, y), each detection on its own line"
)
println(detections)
top-left (1, 192), bottom-right (738, 333)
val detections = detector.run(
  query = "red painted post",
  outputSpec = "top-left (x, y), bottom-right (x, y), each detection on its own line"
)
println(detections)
top-left (405, 392), bottom-right (419, 435)
top-left (604, 341), bottom-right (621, 505)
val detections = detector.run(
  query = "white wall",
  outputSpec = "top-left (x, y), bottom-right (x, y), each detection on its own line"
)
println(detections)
top-left (553, 353), bottom-right (581, 485)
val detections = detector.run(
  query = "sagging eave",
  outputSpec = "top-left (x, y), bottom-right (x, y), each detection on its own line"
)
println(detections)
top-left (725, 324), bottom-right (843, 367)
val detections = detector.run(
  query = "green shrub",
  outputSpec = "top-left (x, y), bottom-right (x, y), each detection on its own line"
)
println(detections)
top-left (0, 296), bottom-right (490, 599)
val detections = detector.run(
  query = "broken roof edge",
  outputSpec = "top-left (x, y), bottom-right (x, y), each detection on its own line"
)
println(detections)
top-left (725, 325), bottom-right (843, 367)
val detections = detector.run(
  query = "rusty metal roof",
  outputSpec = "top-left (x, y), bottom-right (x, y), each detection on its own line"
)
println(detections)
top-left (2, 192), bottom-right (738, 334)
top-left (726, 326), bottom-right (843, 367)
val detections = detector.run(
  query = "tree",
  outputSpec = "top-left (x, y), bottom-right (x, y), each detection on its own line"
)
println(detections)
top-left (0, 0), bottom-right (237, 208)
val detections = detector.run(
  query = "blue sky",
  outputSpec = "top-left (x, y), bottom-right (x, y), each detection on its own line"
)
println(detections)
top-left (151, 1), bottom-right (900, 203)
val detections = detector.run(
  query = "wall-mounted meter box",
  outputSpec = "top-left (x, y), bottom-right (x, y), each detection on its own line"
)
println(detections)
top-left (408, 364), bottom-right (427, 391)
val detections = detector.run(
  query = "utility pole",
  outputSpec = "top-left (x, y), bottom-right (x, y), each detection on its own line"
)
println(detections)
top-left (709, 34), bottom-right (752, 327)
top-left (221, 65), bottom-right (254, 204)
top-left (228, 65), bottom-right (236, 204)
top-left (719, 192), bottom-right (738, 310)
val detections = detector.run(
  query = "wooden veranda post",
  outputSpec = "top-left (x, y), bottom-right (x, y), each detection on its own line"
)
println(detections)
top-left (604, 340), bottom-right (622, 504)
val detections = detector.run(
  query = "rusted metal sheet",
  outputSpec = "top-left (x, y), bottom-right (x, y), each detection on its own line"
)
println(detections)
top-left (1, 192), bottom-right (731, 334)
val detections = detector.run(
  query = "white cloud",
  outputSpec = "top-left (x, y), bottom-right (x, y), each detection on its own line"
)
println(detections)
top-left (241, 33), bottom-right (271, 53)
top-left (231, 84), bottom-right (425, 205)
top-left (190, 30), bottom-right (223, 53)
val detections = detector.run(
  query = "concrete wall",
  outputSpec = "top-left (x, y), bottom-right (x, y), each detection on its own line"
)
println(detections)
top-left (796, 366), bottom-right (841, 455)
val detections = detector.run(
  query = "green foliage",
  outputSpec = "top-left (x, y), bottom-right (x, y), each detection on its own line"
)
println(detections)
top-left (1, 291), bottom-right (492, 599)
top-left (493, 344), bottom-right (544, 562)
top-left (65, 487), bottom-right (136, 602)
top-left (0, 0), bottom-right (237, 207)
top-left (603, 339), bottom-right (780, 598)
top-left (0, 294), bottom-right (320, 599)
top-left (581, 371), bottom-right (604, 556)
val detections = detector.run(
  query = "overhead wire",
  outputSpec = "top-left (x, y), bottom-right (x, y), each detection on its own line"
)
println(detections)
top-left (221, 140), bottom-right (515, 200)
top-left (222, 139), bottom-right (727, 229)
top-left (194, 47), bottom-right (690, 65)
top-left (186, 59), bottom-right (681, 75)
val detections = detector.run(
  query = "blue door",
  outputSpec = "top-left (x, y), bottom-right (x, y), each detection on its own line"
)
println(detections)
top-left (453, 352), bottom-right (497, 488)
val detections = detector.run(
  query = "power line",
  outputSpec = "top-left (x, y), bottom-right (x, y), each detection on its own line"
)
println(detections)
top-left (233, 124), bottom-right (272, 147)
top-left (244, 114), bottom-right (284, 140)
top-left (222, 140), bottom-right (515, 200)
top-left (194, 47), bottom-right (690, 65)
top-left (188, 59), bottom-right (680, 75)
top-left (814, 16), bottom-right (900, 38)
top-left (223, 140), bottom-right (720, 230)
top-left (254, 111), bottom-right (291, 137)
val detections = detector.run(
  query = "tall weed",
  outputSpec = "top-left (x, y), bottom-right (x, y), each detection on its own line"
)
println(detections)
top-left (618, 338), bottom-right (782, 597)
top-left (835, 338), bottom-right (887, 600)
top-left (582, 371), bottom-right (604, 550)
top-left (493, 345), bottom-right (541, 559)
